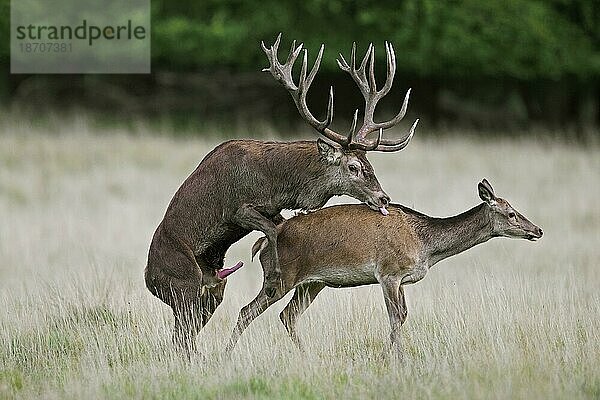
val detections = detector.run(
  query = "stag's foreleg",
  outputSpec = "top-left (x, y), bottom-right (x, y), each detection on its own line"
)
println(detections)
top-left (279, 282), bottom-right (326, 349)
top-left (271, 212), bottom-right (286, 225)
top-left (232, 204), bottom-right (281, 297)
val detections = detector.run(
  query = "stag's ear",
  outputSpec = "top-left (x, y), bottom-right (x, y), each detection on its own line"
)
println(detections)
top-left (317, 138), bottom-right (342, 165)
top-left (478, 178), bottom-right (496, 204)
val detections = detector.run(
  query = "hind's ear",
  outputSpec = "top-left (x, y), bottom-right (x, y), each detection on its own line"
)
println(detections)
top-left (317, 138), bottom-right (342, 165)
top-left (478, 178), bottom-right (496, 204)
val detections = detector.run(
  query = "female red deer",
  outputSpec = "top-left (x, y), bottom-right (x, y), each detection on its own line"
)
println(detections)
top-left (145, 35), bottom-right (418, 354)
top-left (225, 179), bottom-right (543, 352)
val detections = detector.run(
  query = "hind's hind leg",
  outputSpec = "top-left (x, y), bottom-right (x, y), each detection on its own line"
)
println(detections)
top-left (279, 282), bottom-right (326, 349)
top-left (225, 285), bottom-right (289, 353)
top-left (232, 205), bottom-right (281, 297)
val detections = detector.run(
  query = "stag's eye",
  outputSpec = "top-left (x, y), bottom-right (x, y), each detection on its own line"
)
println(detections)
top-left (348, 164), bottom-right (360, 175)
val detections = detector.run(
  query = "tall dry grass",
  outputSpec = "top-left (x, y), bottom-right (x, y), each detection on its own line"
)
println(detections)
top-left (0, 120), bottom-right (598, 399)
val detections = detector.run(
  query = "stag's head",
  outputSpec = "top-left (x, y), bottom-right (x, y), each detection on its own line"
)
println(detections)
top-left (315, 138), bottom-right (389, 212)
top-left (478, 179), bottom-right (543, 241)
top-left (262, 34), bottom-right (419, 214)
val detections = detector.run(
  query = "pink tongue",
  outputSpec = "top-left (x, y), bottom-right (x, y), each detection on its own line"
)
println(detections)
top-left (217, 261), bottom-right (244, 279)
top-left (379, 207), bottom-right (389, 216)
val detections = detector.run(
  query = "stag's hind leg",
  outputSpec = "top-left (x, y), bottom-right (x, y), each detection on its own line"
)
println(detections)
top-left (171, 295), bottom-right (203, 357)
top-left (279, 283), bottom-right (326, 348)
top-left (146, 236), bottom-right (226, 358)
top-left (170, 279), bottom-right (226, 358)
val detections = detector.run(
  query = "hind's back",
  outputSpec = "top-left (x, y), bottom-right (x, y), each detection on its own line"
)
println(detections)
top-left (266, 204), bottom-right (421, 286)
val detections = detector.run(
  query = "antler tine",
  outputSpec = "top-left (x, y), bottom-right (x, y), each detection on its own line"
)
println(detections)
top-left (374, 119), bottom-right (419, 151)
top-left (296, 48), bottom-right (333, 132)
top-left (336, 41), bottom-right (418, 152)
top-left (286, 39), bottom-right (296, 63)
top-left (261, 33), bottom-right (282, 56)
top-left (347, 109), bottom-right (359, 144)
top-left (368, 44), bottom-right (376, 93)
top-left (356, 44), bottom-right (372, 97)
top-left (290, 43), bottom-right (304, 67)
top-left (273, 32), bottom-right (282, 53)
top-left (336, 53), bottom-right (350, 72)
top-left (260, 41), bottom-right (276, 73)
top-left (262, 35), bottom-right (348, 145)
top-left (299, 49), bottom-right (308, 91)
top-left (376, 42), bottom-right (396, 100)
top-left (371, 128), bottom-right (382, 149)
top-left (358, 43), bottom-right (371, 76)
top-left (372, 88), bottom-right (411, 133)
top-left (323, 87), bottom-right (335, 129)
top-left (310, 91), bottom-right (341, 142)
top-left (305, 44), bottom-right (324, 89)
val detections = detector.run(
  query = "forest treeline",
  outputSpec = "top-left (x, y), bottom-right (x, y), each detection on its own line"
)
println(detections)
top-left (0, 0), bottom-right (598, 132)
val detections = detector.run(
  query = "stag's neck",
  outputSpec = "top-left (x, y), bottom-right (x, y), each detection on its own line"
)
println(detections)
top-left (273, 142), bottom-right (337, 210)
top-left (420, 203), bottom-right (494, 266)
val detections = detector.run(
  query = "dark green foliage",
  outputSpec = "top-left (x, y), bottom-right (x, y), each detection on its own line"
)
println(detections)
top-left (1, 0), bottom-right (597, 78)
top-left (0, 1), bottom-right (598, 129)
top-left (149, 0), bottom-right (599, 79)
top-left (0, 0), bottom-right (9, 62)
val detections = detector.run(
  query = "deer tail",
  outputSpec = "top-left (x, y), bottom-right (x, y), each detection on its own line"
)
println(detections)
top-left (251, 237), bottom-right (268, 261)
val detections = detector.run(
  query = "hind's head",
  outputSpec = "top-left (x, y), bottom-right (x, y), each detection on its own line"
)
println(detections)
top-left (478, 179), bottom-right (543, 241)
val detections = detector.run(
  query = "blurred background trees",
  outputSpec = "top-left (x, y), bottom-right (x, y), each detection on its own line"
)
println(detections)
top-left (0, 0), bottom-right (598, 134)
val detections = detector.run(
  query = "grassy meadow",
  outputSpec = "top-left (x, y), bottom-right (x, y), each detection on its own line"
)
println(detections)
top-left (0, 118), bottom-right (598, 399)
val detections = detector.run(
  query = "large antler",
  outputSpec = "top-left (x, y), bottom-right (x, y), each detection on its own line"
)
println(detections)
top-left (337, 42), bottom-right (419, 152)
top-left (262, 34), bottom-right (380, 151)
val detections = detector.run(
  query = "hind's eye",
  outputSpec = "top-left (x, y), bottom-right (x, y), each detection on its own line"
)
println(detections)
top-left (508, 212), bottom-right (516, 219)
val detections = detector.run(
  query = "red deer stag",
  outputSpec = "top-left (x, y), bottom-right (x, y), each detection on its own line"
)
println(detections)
top-left (145, 35), bottom-right (419, 354)
top-left (225, 179), bottom-right (543, 353)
